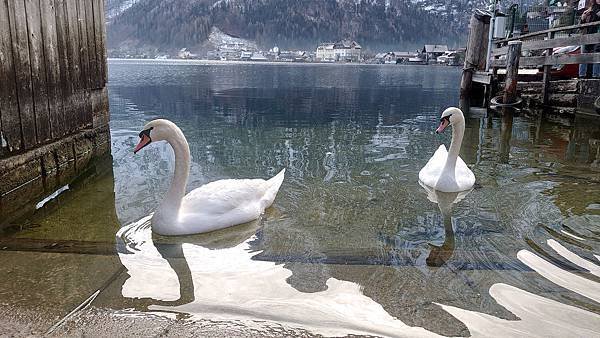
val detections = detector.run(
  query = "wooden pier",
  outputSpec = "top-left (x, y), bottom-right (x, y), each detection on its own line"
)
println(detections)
top-left (0, 0), bottom-right (109, 226)
top-left (461, 13), bottom-right (600, 119)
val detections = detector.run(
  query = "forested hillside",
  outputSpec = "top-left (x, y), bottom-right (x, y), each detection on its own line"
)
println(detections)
top-left (106, 0), bottom-right (485, 53)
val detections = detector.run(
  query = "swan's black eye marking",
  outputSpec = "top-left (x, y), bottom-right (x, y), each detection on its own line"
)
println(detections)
top-left (139, 127), bottom-right (153, 140)
top-left (440, 115), bottom-right (451, 122)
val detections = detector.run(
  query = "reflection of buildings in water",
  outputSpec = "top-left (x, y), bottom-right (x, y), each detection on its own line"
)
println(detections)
top-left (364, 112), bottom-right (410, 163)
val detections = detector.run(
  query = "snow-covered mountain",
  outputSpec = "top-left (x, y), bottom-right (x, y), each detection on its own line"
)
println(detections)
top-left (106, 0), bottom-right (486, 53)
top-left (105, 0), bottom-right (142, 20)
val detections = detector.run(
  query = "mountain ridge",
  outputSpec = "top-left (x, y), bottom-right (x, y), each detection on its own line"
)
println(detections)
top-left (106, 0), bottom-right (486, 54)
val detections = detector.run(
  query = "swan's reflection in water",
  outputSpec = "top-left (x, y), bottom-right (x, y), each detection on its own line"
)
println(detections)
top-left (116, 215), bottom-right (438, 337)
top-left (418, 183), bottom-right (471, 268)
top-left (116, 210), bottom-right (600, 337)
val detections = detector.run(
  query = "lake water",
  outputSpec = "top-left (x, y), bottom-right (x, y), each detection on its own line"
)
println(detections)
top-left (1, 60), bottom-right (599, 337)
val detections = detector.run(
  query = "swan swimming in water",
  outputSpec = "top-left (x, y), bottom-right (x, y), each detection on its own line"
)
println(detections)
top-left (134, 119), bottom-right (285, 236)
top-left (419, 107), bottom-right (475, 192)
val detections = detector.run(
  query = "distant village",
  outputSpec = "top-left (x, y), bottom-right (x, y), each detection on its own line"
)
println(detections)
top-left (112, 39), bottom-right (464, 66)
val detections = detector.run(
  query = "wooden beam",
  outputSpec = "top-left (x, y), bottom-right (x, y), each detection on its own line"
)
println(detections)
top-left (91, 0), bottom-right (102, 89)
top-left (75, 0), bottom-right (92, 128)
top-left (84, 0), bottom-right (97, 90)
top-left (98, 0), bottom-right (107, 86)
top-left (8, 0), bottom-right (37, 149)
top-left (0, 0), bottom-right (23, 152)
top-left (472, 71), bottom-right (492, 85)
top-left (493, 32), bottom-right (600, 56)
top-left (491, 52), bottom-right (600, 68)
top-left (40, 0), bottom-right (65, 139)
top-left (53, 0), bottom-right (74, 135)
top-left (541, 32), bottom-right (554, 106)
top-left (64, 0), bottom-right (80, 133)
top-left (76, 0), bottom-right (89, 91)
top-left (521, 52), bottom-right (600, 67)
top-left (496, 20), bottom-right (600, 44)
top-left (25, 0), bottom-right (52, 143)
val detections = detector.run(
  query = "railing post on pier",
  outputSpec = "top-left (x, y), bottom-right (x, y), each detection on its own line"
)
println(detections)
top-left (460, 12), bottom-right (491, 101)
top-left (541, 32), bottom-right (555, 106)
top-left (503, 40), bottom-right (522, 105)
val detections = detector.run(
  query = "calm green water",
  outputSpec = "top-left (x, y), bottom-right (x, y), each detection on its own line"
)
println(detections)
top-left (1, 60), bottom-right (599, 337)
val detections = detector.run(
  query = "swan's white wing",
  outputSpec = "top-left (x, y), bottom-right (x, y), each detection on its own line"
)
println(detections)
top-left (155, 170), bottom-right (285, 235)
top-left (418, 145), bottom-right (447, 188)
top-left (180, 178), bottom-right (268, 215)
top-left (455, 156), bottom-right (476, 190)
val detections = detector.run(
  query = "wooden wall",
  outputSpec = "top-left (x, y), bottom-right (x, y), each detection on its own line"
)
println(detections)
top-left (0, 0), bottom-right (107, 157)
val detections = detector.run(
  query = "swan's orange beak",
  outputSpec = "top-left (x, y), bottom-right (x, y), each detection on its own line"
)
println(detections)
top-left (134, 134), bottom-right (151, 154)
top-left (436, 118), bottom-right (450, 134)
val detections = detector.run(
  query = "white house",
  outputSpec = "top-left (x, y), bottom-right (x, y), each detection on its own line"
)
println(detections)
top-left (316, 40), bottom-right (362, 62)
top-left (178, 48), bottom-right (194, 59)
top-left (422, 45), bottom-right (448, 63)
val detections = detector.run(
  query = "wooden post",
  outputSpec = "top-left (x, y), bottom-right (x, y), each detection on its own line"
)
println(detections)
top-left (460, 12), bottom-right (491, 100)
top-left (541, 32), bottom-right (554, 106)
top-left (503, 41), bottom-right (522, 105)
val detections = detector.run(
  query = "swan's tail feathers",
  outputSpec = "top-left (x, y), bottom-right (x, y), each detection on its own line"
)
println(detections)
top-left (262, 168), bottom-right (286, 209)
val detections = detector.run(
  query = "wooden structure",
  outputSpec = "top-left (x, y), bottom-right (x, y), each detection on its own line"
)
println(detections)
top-left (503, 41), bottom-right (522, 105)
top-left (460, 12), bottom-right (490, 101)
top-left (0, 0), bottom-right (109, 226)
top-left (465, 18), bottom-right (600, 116)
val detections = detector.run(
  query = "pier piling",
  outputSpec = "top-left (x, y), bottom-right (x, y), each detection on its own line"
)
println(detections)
top-left (460, 12), bottom-right (490, 101)
top-left (502, 41), bottom-right (522, 105)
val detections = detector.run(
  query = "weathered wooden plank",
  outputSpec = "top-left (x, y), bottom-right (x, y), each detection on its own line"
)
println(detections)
top-left (76, 0), bottom-right (93, 127)
top-left (0, 0), bottom-right (23, 152)
top-left (64, 0), bottom-right (81, 90)
top-left (8, 0), bottom-right (37, 148)
top-left (496, 20), bottom-right (600, 44)
top-left (498, 80), bottom-right (579, 93)
top-left (472, 71), bottom-right (492, 85)
top-left (84, 0), bottom-right (97, 90)
top-left (493, 32), bottom-right (600, 56)
top-left (40, 0), bottom-right (65, 139)
top-left (492, 52), bottom-right (600, 68)
top-left (91, 0), bottom-right (102, 89)
top-left (541, 32), bottom-right (554, 106)
top-left (65, 0), bottom-right (81, 133)
top-left (521, 52), bottom-right (600, 67)
top-left (98, 0), bottom-right (107, 86)
top-left (53, 0), bottom-right (75, 134)
top-left (76, 0), bottom-right (89, 90)
top-left (25, 0), bottom-right (52, 143)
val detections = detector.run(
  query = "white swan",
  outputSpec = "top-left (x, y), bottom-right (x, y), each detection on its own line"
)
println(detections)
top-left (133, 119), bottom-right (285, 236)
top-left (419, 107), bottom-right (475, 192)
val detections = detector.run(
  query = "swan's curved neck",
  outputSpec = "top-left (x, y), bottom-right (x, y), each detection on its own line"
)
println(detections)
top-left (157, 130), bottom-right (190, 221)
top-left (443, 120), bottom-right (465, 172)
